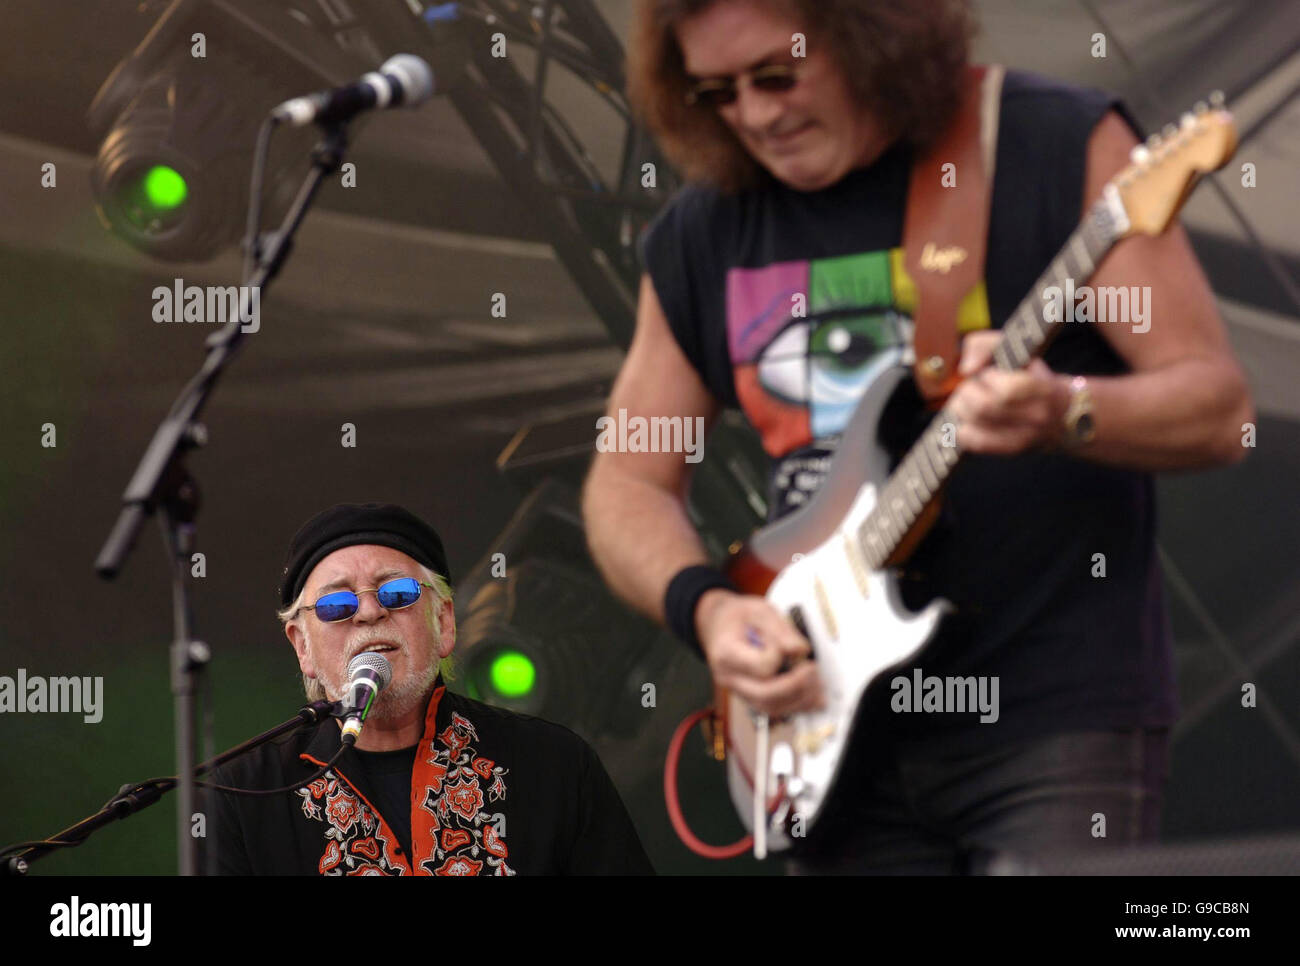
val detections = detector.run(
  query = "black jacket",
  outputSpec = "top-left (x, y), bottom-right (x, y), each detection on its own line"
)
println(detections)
top-left (209, 680), bottom-right (653, 875)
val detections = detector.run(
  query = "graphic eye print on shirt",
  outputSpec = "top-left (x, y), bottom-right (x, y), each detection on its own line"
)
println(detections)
top-left (727, 247), bottom-right (991, 461)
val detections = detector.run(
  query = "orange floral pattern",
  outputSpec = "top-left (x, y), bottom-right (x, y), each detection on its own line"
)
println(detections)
top-left (298, 707), bottom-right (514, 876)
top-left (296, 774), bottom-right (405, 876)
top-left (421, 711), bottom-right (514, 876)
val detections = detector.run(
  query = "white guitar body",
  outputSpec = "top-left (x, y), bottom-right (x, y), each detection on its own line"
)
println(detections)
top-left (724, 354), bottom-right (950, 851)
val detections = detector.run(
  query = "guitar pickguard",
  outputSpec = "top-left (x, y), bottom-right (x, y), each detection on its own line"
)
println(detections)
top-left (749, 347), bottom-right (910, 568)
top-left (726, 351), bottom-right (950, 850)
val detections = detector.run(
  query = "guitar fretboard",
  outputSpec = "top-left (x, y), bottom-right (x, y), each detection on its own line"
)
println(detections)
top-left (856, 197), bottom-right (1123, 569)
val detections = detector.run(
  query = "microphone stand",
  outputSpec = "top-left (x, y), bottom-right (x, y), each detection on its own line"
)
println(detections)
top-left (0, 701), bottom-right (337, 876)
top-left (94, 119), bottom-right (351, 875)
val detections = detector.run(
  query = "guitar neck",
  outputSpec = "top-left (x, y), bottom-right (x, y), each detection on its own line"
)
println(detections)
top-left (855, 191), bottom-right (1127, 569)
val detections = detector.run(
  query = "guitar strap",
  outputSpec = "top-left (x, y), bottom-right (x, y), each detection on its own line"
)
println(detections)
top-left (903, 64), bottom-right (1005, 402)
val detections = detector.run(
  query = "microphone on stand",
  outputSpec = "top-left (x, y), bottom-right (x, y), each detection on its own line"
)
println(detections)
top-left (272, 53), bottom-right (436, 127)
top-left (339, 652), bottom-right (393, 745)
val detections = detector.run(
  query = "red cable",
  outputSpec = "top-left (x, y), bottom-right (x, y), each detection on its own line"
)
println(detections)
top-left (664, 708), bottom-right (786, 860)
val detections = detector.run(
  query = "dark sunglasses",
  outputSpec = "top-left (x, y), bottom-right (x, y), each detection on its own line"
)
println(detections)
top-left (299, 576), bottom-right (434, 623)
top-left (684, 63), bottom-right (800, 108)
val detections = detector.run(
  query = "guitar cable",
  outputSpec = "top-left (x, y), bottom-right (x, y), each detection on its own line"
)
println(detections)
top-left (664, 708), bottom-right (787, 860)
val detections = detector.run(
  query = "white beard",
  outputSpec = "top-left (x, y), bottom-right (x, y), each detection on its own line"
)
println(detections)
top-left (371, 656), bottom-right (439, 720)
top-left (307, 629), bottom-right (440, 722)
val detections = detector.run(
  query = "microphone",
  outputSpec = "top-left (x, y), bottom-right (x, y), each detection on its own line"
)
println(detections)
top-left (339, 652), bottom-right (393, 745)
top-left (272, 54), bottom-right (435, 128)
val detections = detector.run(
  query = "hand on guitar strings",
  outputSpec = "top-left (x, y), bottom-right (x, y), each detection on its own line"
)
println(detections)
top-left (946, 330), bottom-right (1074, 455)
top-left (695, 588), bottom-right (826, 718)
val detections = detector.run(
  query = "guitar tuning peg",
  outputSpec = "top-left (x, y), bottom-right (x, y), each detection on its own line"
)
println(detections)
top-left (1146, 133), bottom-right (1161, 149)
top-left (1209, 90), bottom-right (1225, 107)
top-left (1162, 123), bottom-right (1178, 139)
top-left (1129, 145), bottom-right (1151, 166)
top-left (1194, 100), bottom-right (1209, 115)
top-left (1181, 112), bottom-right (1196, 129)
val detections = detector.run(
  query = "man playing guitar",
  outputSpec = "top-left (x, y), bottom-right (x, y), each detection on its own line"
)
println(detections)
top-left (583, 0), bottom-right (1252, 872)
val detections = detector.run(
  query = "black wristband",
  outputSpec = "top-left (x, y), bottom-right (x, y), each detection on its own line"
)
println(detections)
top-left (664, 565), bottom-right (736, 658)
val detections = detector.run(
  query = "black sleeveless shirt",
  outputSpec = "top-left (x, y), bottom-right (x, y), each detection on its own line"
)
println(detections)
top-left (638, 69), bottom-right (1177, 751)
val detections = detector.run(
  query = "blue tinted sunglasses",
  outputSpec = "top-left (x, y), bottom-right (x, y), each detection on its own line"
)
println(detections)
top-left (299, 577), bottom-right (434, 623)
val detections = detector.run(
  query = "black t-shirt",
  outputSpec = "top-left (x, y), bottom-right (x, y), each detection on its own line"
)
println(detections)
top-left (351, 745), bottom-right (417, 861)
top-left (209, 681), bottom-right (654, 875)
top-left (638, 69), bottom-right (1177, 750)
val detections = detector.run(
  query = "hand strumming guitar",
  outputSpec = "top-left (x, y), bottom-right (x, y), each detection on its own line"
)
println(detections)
top-left (694, 587), bottom-right (825, 718)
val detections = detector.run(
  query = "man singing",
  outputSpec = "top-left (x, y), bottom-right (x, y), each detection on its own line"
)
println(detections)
top-left (583, 0), bottom-right (1253, 872)
top-left (211, 502), bottom-right (652, 875)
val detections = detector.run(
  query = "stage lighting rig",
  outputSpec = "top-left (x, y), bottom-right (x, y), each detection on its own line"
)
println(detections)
top-left (86, 0), bottom-right (447, 262)
top-left (419, 0), bottom-right (685, 348)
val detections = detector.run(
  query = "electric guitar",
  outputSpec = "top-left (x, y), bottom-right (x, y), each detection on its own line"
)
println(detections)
top-left (715, 97), bottom-right (1238, 856)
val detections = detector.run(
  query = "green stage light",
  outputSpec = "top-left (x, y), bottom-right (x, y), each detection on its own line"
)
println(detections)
top-left (142, 165), bottom-right (187, 209)
top-left (489, 651), bottom-right (536, 698)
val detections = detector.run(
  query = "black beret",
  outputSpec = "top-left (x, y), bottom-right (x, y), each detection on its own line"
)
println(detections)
top-left (279, 502), bottom-right (450, 607)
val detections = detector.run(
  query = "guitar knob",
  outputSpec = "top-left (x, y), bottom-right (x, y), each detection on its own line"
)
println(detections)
top-left (1194, 100), bottom-right (1208, 116)
top-left (1181, 112), bottom-right (1196, 129)
top-left (1129, 145), bottom-right (1151, 165)
top-left (1209, 90), bottom-right (1225, 108)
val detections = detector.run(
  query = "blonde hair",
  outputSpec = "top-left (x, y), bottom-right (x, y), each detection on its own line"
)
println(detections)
top-left (279, 563), bottom-right (455, 702)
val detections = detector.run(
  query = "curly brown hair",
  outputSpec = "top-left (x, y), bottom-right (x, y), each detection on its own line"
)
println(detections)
top-left (628, 0), bottom-right (976, 193)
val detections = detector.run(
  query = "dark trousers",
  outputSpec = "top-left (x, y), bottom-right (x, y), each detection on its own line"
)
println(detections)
top-left (787, 728), bottom-right (1170, 875)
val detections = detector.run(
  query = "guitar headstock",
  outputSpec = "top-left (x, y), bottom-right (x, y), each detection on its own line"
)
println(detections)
top-left (1112, 93), bottom-right (1238, 238)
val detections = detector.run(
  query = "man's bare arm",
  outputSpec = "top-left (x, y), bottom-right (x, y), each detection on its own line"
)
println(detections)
top-left (948, 111), bottom-right (1254, 469)
top-left (582, 274), bottom-right (822, 717)
top-left (1069, 110), bottom-right (1254, 469)
top-left (581, 273), bottom-right (721, 621)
